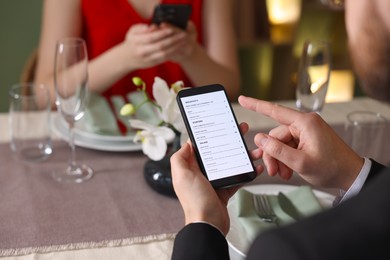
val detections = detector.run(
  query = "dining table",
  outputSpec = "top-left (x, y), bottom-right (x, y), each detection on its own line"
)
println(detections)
top-left (1, 97), bottom-right (390, 260)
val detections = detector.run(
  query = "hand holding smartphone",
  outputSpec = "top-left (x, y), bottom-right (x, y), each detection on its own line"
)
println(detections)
top-left (176, 84), bottom-right (256, 189)
top-left (151, 4), bottom-right (192, 30)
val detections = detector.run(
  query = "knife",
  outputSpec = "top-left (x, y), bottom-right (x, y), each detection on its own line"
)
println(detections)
top-left (277, 192), bottom-right (302, 221)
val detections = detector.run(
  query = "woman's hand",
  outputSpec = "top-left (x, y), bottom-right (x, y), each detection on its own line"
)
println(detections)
top-left (165, 21), bottom-right (198, 62)
top-left (122, 23), bottom-right (189, 69)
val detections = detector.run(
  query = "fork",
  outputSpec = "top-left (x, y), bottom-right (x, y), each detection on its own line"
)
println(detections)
top-left (252, 193), bottom-right (279, 226)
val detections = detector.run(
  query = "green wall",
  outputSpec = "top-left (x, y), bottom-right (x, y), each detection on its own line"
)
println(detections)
top-left (0, 1), bottom-right (361, 113)
top-left (0, 0), bottom-right (43, 112)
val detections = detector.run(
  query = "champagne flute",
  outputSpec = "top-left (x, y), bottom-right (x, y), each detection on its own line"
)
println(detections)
top-left (296, 40), bottom-right (331, 113)
top-left (53, 37), bottom-right (93, 183)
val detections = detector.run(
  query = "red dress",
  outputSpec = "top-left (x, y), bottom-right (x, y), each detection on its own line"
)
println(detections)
top-left (81, 0), bottom-right (203, 101)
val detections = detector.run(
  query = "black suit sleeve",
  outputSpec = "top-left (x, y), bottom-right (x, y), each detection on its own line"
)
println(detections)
top-left (171, 222), bottom-right (230, 260)
top-left (246, 167), bottom-right (390, 260)
top-left (172, 166), bottom-right (390, 260)
top-left (364, 159), bottom-right (387, 185)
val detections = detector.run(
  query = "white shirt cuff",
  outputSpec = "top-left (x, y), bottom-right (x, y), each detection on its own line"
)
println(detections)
top-left (334, 157), bottom-right (372, 205)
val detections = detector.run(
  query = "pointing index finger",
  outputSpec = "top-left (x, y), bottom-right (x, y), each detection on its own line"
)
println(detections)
top-left (238, 95), bottom-right (303, 126)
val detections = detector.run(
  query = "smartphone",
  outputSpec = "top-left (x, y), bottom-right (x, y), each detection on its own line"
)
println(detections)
top-left (151, 4), bottom-right (192, 30)
top-left (176, 84), bottom-right (257, 189)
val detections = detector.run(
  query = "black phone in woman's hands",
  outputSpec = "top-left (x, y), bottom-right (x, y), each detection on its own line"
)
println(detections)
top-left (152, 4), bottom-right (192, 30)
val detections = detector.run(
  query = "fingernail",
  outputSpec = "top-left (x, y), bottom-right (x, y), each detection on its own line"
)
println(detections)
top-left (259, 136), bottom-right (268, 147)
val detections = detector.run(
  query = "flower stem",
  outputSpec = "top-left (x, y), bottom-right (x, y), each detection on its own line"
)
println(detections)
top-left (135, 90), bottom-right (161, 111)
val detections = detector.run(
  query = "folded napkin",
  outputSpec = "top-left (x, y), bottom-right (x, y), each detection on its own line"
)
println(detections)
top-left (84, 93), bottom-right (123, 136)
top-left (127, 91), bottom-right (160, 125)
top-left (83, 92), bottom-right (160, 136)
top-left (236, 186), bottom-right (324, 242)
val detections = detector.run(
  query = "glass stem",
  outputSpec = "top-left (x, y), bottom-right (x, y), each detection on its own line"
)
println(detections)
top-left (67, 120), bottom-right (77, 173)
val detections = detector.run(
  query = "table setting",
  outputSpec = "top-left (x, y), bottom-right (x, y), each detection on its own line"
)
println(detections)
top-left (2, 36), bottom-right (390, 259)
top-left (227, 184), bottom-right (335, 258)
top-left (2, 94), bottom-right (390, 259)
top-left (51, 93), bottom-right (143, 152)
top-left (1, 37), bottom-right (184, 259)
top-left (2, 67), bottom-right (184, 257)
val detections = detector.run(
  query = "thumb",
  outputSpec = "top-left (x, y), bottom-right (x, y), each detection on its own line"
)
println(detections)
top-left (130, 23), bottom-right (150, 33)
top-left (255, 134), bottom-right (303, 172)
top-left (171, 142), bottom-right (191, 165)
top-left (187, 20), bottom-right (196, 31)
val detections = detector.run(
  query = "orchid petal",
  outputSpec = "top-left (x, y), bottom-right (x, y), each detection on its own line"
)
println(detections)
top-left (129, 119), bottom-right (154, 131)
top-left (171, 114), bottom-right (186, 133)
top-left (158, 95), bottom-right (181, 124)
top-left (152, 77), bottom-right (180, 124)
top-left (142, 135), bottom-right (168, 161)
top-left (153, 126), bottom-right (176, 142)
top-left (153, 77), bottom-right (171, 108)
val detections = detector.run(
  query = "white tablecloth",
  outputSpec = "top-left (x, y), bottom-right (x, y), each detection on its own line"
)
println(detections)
top-left (1, 97), bottom-right (390, 260)
top-left (3, 97), bottom-right (390, 143)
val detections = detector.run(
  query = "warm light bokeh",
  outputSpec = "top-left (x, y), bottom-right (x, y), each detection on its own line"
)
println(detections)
top-left (326, 70), bottom-right (354, 102)
top-left (266, 0), bottom-right (302, 24)
top-left (266, 0), bottom-right (302, 43)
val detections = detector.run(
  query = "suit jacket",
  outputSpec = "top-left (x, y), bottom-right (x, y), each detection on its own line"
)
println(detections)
top-left (172, 160), bottom-right (390, 260)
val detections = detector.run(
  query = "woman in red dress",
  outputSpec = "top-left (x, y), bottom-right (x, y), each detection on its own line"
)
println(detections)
top-left (35, 0), bottom-right (240, 106)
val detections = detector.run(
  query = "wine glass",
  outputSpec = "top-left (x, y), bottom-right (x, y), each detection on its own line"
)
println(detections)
top-left (296, 40), bottom-right (331, 113)
top-left (53, 37), bottom-right (93, 183)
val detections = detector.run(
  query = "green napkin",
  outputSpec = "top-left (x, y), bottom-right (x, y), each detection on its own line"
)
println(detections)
top-left (126, 91), bottom-right (160, 125)
top-left (236, 186), bottom-right (324, 241)
top-left (83, 92), bottom-right (160, 136)
top-left (84, 92), bottom-right (123, 135)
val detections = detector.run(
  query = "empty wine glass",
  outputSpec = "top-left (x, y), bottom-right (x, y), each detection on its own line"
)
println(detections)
top-left (296, 40), bottom-right (331, 113)
top-left (53, 37), bottom-right (93, 183)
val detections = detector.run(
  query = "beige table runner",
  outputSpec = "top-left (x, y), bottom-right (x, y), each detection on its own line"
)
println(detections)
top-left (0, 141), bottom-right (183, 256)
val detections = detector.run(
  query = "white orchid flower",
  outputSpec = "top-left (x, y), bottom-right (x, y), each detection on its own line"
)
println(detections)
top-left (129, 119), bottom-right (175, 161)
top-left (152, 77), bottom-right (186, 135)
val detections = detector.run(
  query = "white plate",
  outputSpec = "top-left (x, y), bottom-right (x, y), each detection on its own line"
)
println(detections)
top-left (73, 117), bottom-right (135, 142)
top-left (52, 114), bottom-right (142, 152)
top-left (227, 184), bottom-right (335, 259)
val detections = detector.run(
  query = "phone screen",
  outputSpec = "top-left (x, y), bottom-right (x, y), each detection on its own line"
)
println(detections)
top-left (177, 85), bottom-right (256, 187)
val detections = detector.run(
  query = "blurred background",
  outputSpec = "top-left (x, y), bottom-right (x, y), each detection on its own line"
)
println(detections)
top-left (0, 1), bottom-right (43, 113)
top-left (0, 0), bottom-right (364, 113)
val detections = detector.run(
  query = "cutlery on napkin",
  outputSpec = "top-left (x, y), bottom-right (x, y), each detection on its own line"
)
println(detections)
top-left (277, 192), bottom-right (302, 221)
top-left (235, 186), bottom-right (325, 241)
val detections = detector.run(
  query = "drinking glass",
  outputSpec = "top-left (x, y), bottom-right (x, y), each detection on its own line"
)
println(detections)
top-left (346, 111), bottom-right (388, 160)
top-left (53, 37), bottom-right (93, 183)
top-left (296, 40), bottom-right (331, 113)
top-left (9, 83), bottom-right (52, 162)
